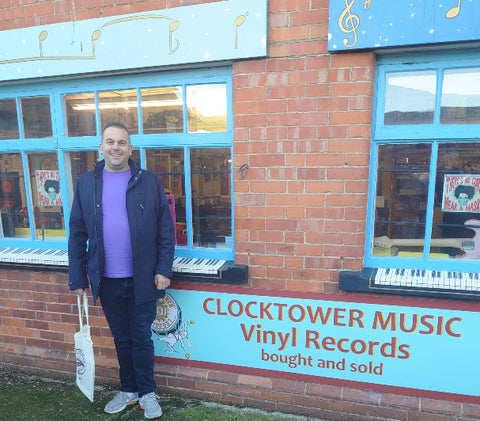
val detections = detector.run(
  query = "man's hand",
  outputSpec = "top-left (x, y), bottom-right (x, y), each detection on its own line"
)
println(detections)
top-left (72, 288), bottom-right (87, 296)
top-left (154, 274), bottom-right (171, 290)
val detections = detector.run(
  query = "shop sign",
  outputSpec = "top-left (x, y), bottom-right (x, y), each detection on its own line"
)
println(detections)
top-left (0, 0), bottom-right (267, 82)
top-left (329, 0), bottom-right (480, 51)
top-left (153, 285), bottom-right (480, 401)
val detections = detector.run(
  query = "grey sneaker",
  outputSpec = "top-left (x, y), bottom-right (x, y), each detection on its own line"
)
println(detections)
top-left (104, 391), bottom-right (139, 414)
top-left (139, 392), bottom-right (162, 419)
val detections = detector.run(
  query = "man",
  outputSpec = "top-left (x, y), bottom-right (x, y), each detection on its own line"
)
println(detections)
top-left (68, 122), bottom-right (175, 419)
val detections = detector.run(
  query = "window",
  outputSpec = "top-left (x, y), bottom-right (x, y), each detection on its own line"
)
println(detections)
top-left (367, 51), bottom-right (480, 273)
top-left (0, 67), bottom-right (233, 260)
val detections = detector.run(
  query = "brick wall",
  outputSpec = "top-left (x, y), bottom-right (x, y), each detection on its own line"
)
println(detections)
top-left (0, 1), bottom-right (479, 420)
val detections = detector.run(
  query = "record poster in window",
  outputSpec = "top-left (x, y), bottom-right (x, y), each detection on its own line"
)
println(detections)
top-left (442, 175), bottom-right (480, 213)
top-left (36, 170), bottom-right (62, 207)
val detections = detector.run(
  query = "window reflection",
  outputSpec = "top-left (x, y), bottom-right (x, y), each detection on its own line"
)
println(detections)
top-left (0, 99), bottom-right (19, 140)
top-left (141, 87), bottom-right (183, 134)
top-left (27, 153), bottom-right (65, 240)
top-left (441, 68), bottom-right (480, 124)
top-left (373, 144), bottom-right (431, 257)
top-left (146, 148), bottom-right (186, 245)
top-left (64, 93), bottom-right (97, 137)
top-left (191, 148), bottom-right (231, 249)
top-left (99, 89), bottom-right (138, 134)
top-left (187, 84), bottom-right (227, 133)
top-left (0, 153), bottom-right (29, 238)
top-left (384, 71), bottom-right (436, 125)
top-left (20, 96), bottom-right (53, 138)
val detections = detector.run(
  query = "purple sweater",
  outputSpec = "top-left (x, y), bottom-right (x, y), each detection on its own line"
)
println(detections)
top-left (102, 168), bottom-right (133, 278)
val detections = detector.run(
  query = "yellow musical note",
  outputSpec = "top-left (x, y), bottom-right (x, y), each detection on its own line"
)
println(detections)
top-left (363, 0), bottom-right (372, 10)
top-left (0, 28), bottom-right (101, 65)
top-left (338, 0), bottom-right (360, 47)
top-left (169, 20), bottom-right (180, 54)
top-left (446, 0), bottom-right (461, 18)
top-left (39, 31), bottom-right (48, 57)
top-left (234, 14), bottom-right (247, 49)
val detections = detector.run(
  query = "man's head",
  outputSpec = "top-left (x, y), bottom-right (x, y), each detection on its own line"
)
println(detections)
top-left (100, 122), bottom-right (133, 172)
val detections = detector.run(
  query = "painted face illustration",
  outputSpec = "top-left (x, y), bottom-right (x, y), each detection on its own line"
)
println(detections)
top-left (458, 192), bottom-right (470, 207)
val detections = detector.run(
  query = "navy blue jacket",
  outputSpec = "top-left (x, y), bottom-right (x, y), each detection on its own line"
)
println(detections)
top-left (68, 159), bottom-right (175, 304)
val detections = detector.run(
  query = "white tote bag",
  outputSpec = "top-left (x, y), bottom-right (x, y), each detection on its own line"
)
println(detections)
top-left (74, 292), bottom-right (95, 402)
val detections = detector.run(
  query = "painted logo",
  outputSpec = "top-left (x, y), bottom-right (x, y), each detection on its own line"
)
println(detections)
top-left (151, 293), bottom-right (194, 358)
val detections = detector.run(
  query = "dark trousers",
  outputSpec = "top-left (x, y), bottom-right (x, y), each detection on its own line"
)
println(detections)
top-left (99, 277), bottom-right (157, 397)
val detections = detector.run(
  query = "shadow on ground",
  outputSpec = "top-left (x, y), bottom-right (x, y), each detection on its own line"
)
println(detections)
top-left (0, 365), bottom-right (323, 421)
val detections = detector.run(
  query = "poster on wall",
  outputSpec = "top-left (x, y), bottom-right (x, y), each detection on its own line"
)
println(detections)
top-left (152, 285), bottom-right (480, 401)
top-left (35, 170), bottom-right (62, 207)
top-left (442, 174), bottom-right (480, 213)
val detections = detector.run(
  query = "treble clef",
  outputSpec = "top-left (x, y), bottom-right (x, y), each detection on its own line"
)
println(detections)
top-left (338, 0), bottom-right (360, 47)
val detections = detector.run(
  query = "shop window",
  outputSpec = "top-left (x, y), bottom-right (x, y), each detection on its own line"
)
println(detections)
top-left (146, 148), bottom-right (186, 245)
top-left (440, 68), bottom-right (480, 124)
top-left (368, 51), bottom-right (480, 273)
top-left (0, 99), bottom-right (19, 140)
top-left (141, 87), bottom-right (183, 134)
top-left (27, 153), bottom-right (65, 240)
top-left (190, 148), bottom-right (231, 248)
top-left (20, 96), bottom-right (53, 138)
top-left (99, 89), bottom-right (139, 133)
top-left (0, 153), bottom-right (29, 238)
top-left (63, 93), bottom-right (97, 137)
top-left (0, 67), bottom-right (232, 261)
top-left (384, 71), bottom-right (436, 125)
top-left (187, 84), bottom-right (227, 133)
top-left (65, 151), bottom-right (99, 205)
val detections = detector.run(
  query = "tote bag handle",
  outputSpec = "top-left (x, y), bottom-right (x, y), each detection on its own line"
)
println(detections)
top-left (77, 292), bottom-right (89, 329)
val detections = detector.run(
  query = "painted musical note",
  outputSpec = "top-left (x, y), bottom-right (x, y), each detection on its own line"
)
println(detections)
top-left (234, 14), bottom-right (247, 49)
top-left (338, 0), bottom-right (360, 48)
top-left (0, 28), bottom-right (101, 65)
top-left (39, 31), bottom-right (48, 57)
top-left (169, 20), bottom-right (180, 54)
top-left (363, 0), bottom-right (372, 10)
top-left (446, 0), bottom-right (461, 18)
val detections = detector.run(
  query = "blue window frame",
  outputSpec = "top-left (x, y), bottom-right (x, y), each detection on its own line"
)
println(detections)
top-left (0, 66), bottom-right (233, 260)
top-left (366, 50), bottom-right (480, 274)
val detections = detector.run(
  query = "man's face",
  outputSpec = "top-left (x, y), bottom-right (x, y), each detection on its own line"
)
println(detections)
top-left (99, 126), bottom-right (133, 172)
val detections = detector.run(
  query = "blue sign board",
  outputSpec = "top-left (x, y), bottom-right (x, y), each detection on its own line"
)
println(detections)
top-left (328, 0), bottom-right (480, 51)
top-left (0, 0), bottom-right (267, 81)
top-left (153, 285), bottom-right (480, 401)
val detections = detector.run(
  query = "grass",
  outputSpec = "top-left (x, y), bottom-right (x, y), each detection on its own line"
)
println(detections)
top-left (0, 367), bottom-right (322, 421)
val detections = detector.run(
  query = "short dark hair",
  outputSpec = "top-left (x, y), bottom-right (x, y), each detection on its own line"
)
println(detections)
top-left (101, 122), bottom-right (131, 137)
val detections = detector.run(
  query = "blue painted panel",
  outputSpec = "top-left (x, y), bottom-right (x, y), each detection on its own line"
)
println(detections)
top-left (0, 0), bottom-right (267, 81)
top-left (155, 288), bottom-right (480, 398)
top-left (328, 0), bottom-right (480, 51)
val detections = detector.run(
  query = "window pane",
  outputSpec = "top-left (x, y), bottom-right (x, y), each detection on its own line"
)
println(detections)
top-left (146, 148), bottom-right (186, 246)
top-left (191, 148), bottom-right (231, 249)
top-left (20, 96), bottom-right (53, 138)
top-left (384, 71), bottom-right (436, 125)
top-left (373, 143), bottom-right (431, 257)
top-left (433, 143), bottom-right (480, 260)
top-left (187, 84), bottom-right (227, 133)
top-left (440, 68), bottom-right (480, 124)
top-left (63, 93), bottom-right (97, 137)
top-left (28, 153), bottom-right (65, 240)
top-left (99, 89), bottom-right (138, 134)
top-left (0, 153), bottom-right (30, 238)
top-left (141, 87), bottom-right (183, 134)
top-left (65, 151), bottom-right (99, 206)
top-left (0, 99), bottom-right (19, 140)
